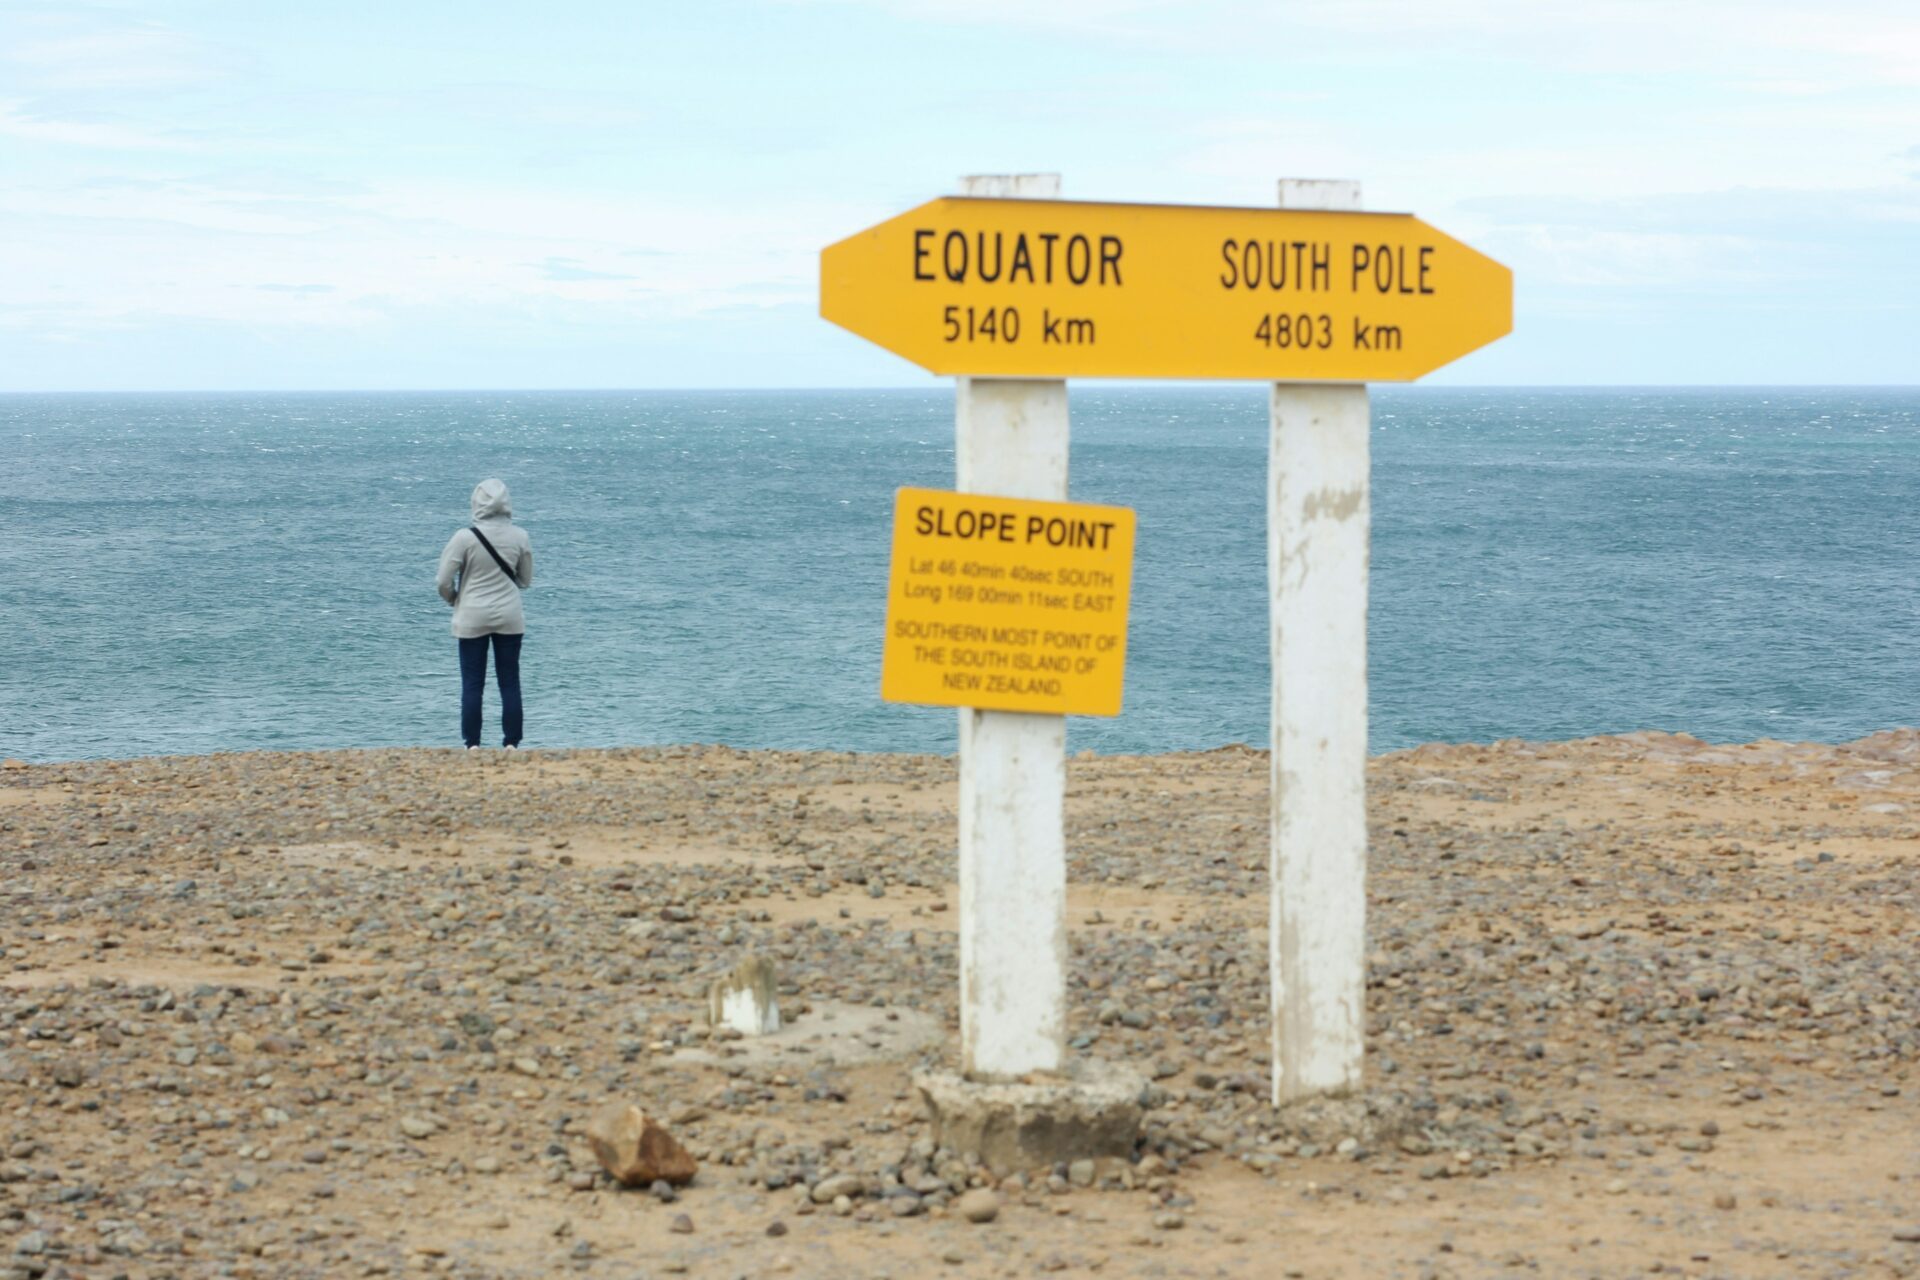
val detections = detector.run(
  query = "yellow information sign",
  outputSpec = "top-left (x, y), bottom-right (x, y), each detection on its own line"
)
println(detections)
top-left (822, 197), bottom-right (1511, 382)
top-left (882, 488), bottom-right (1135, 716)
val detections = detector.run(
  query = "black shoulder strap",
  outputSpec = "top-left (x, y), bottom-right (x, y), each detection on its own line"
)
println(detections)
top-left (468, 526), bottom-right (520, 584)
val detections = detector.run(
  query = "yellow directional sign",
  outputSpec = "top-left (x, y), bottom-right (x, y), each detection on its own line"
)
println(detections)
top-left (822, 197), bottom-right (1511, 382)
top-left (883, 488), bottom-right (1135, 717)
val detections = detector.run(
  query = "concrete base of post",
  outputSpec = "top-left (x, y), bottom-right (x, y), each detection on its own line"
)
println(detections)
top-left (913, 1062), bottom-right (1147, 1175)
top-left (1267, 1091), bottom-right (1415, 1154)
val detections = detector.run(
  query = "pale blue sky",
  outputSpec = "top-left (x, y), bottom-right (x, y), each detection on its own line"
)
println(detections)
top-left (3, 0), bottom-right (1915, 390)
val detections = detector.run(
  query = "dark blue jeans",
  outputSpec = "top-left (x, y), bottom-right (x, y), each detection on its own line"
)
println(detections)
top-left (458, 632), bottom-right (523, 747)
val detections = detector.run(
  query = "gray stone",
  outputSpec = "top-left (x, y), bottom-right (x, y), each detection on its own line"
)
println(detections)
top-left (955, 1188), bottom-right (1001, 1224)
top-left (913, 1061), bottom-right (1147, 1175)
top-left (811, 1172), bottom-right (864, 1203)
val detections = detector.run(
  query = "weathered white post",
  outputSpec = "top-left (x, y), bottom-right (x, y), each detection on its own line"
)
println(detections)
top-left (1269, 178), bottom-right (1369, 1105)
top-left (956, 172), bottom-right (1068, 1080)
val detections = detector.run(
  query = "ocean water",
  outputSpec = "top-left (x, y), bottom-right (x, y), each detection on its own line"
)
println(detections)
top-left (8, 387), bottom-right (1919, 762)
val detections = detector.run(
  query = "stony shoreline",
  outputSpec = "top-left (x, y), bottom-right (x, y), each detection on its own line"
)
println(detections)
top-left (1, 732), bottom-right (1916, 1278)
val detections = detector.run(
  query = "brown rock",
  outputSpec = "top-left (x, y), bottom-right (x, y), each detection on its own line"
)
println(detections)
top-left (585, 1103), bottom-right (698, 1188)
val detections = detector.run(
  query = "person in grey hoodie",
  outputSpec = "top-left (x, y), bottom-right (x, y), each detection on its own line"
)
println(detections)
top-left (436, 479), bottom-right (535, 749)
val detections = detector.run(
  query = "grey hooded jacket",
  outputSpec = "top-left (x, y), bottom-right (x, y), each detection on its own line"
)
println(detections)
top-left (436, 479), bottom-right (534, 638)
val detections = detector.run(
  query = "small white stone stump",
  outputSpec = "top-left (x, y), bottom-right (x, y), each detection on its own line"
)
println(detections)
top-left (707, 955), bottom-right (781, 1036)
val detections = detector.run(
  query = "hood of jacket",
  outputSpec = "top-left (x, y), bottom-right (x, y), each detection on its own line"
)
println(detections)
top-left (470, 478), bottom-right (512, 521)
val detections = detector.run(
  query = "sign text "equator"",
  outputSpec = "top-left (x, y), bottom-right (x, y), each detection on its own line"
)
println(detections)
top-left (914, 229), bottom-right (1124, 286)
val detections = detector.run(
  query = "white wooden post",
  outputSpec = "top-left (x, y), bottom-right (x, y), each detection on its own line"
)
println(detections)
top-left (956, 172), bottom-right (1068, 1081)
top-left (1270, 178), bottom-right (1369, 1104)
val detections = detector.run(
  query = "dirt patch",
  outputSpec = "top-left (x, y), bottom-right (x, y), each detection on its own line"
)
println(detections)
top-left (0, 786), bottom-right (66, 809)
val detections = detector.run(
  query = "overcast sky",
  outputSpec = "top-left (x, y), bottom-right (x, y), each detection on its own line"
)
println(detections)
top-left (3, 0), bottom-right (1916, 391)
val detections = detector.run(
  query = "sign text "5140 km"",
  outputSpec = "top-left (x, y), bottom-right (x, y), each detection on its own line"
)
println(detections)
top-left (939, 303), bottom-right (1093, 348)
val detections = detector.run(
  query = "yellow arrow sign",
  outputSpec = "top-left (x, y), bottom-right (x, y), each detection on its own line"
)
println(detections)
top-left (822, 197), bottom-right (1512, 382)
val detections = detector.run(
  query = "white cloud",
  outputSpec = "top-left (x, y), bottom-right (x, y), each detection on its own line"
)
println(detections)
top-left (1, 16), bottom-right (215, 91)
top-left (1297, 0), bottom-right (1920, 89)
top-left (0, 103), bottom-right (196, 151)
top-left (1496, 226), bottom-right (1772, 291)
top-left (774, 0), bottom-right (1169, 30)
top-left (0, 169), bottom-right (871, 337)
top-left (802, 0), bottom-right (1920, 89)
top-left (1463, 183), bottom-right (1920, 317)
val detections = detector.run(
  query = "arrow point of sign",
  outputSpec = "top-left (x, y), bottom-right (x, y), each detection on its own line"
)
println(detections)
top-left (820, 201), bottom-right (947, 372)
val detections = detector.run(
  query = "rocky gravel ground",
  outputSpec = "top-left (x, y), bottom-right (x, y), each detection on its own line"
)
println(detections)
top-left (0, 731), bottom-right (1915, 1279)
